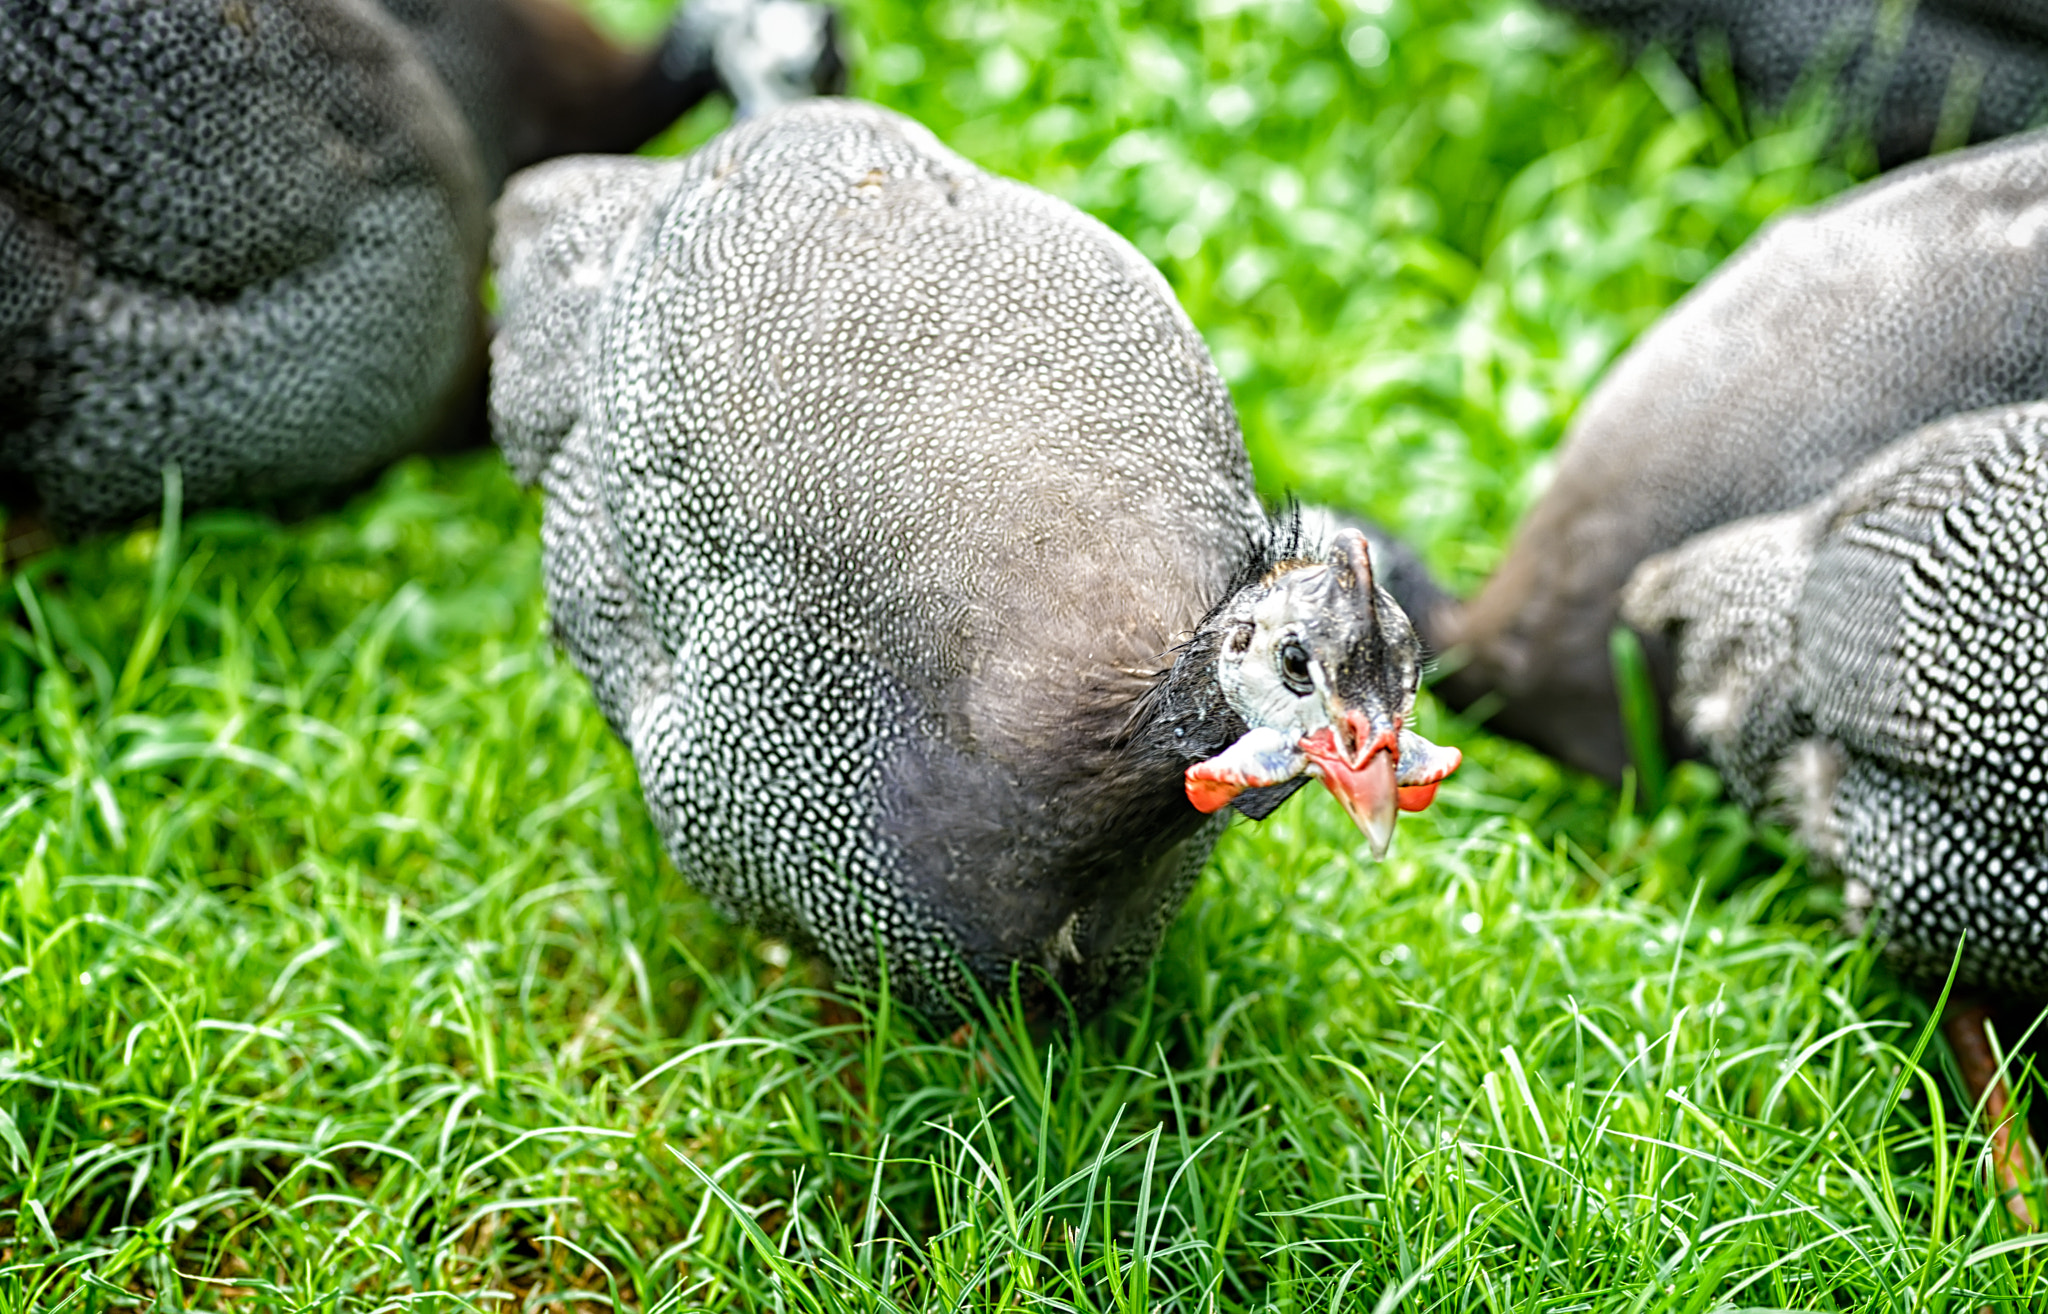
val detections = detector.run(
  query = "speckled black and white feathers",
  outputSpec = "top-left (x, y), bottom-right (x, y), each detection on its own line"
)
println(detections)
top-left (491, 100), bottom-right (1293, 1015)
top-left (1432, 126), bottom-right (2048, 779)
top-left (0, 0), bottom-right (487, 529)
top-left (1625, 403), bottom-right (2048, 996)
top-left (0, 0), bottom-right (841, 532)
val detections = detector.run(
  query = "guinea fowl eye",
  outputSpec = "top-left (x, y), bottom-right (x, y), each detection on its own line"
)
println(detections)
top-left (1278, 638), bottom-right (1314, 696)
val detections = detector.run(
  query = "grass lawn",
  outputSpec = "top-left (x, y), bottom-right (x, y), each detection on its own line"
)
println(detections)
top-left (6, 0), bottom-right (2047, 1308)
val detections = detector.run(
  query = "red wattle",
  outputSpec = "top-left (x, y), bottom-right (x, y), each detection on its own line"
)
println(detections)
top-left (1184, 771), bottom-right (1242, 814)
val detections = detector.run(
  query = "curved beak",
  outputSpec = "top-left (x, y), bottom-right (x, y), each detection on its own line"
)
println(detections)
top-left (1300, 712), bottom-right (1401, 858)
top-left (1299, 709), bottom-right (1463, 859)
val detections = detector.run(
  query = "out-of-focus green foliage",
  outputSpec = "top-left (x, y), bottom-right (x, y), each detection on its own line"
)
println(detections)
top-left (845, 0), bottom-right (1849, 587)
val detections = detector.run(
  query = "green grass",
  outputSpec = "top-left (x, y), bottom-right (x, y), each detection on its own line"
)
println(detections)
top-left (5, 0), bottom-right (2046, 1308)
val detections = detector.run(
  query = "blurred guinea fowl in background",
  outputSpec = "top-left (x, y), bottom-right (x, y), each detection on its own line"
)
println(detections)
top-left (1625, 403), bottom-right (2048, 1221)
top-left (1369, 126), bottom-right (2048, 1220)
top-left (489, 99), bottom-right (1461, 1020)
top-left (0, 0), bottom-right (845, 541)
top-left (1543, 0), bottom-right (2048, 167)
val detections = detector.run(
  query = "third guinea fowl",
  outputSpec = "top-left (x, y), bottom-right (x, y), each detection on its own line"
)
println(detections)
top-left (0, 0), bottom-right (843, 534)
top-left (490, 100), bottom-right (1459, 1018)
top-left (1623, 399), bottom-right (2048, 1217)
top-left (1626, 403), bottom-right (2048, 1001)
top-left (1369, 129), bottom-right (2048, 1066)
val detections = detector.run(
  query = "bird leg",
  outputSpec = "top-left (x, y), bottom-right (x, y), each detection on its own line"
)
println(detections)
top-left (1943, 998), bottom-right (2037, 1228)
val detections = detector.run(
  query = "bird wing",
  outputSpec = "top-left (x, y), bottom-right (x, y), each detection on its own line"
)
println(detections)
top-left (1623, 402), bottom-right (2048, 813)
top-left (1455, 127), bottom-right (2048, 777)
top-left (1793, 403), bottom-right (2048, 817)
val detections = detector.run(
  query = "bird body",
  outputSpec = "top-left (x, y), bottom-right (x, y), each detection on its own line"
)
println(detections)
top-left (491, 100), bottom-right (1456, 1014)
top-left (1416, 126), bottom-right (2048, 780)
top-left (1, 0), bottom-right (485, 529)
top-left (1625, 403), bottom-right (2048, 998)
top-left (1357, 122), bottom-right (2048, 1036)
top-left (0, 0), bottom-right (842, 532)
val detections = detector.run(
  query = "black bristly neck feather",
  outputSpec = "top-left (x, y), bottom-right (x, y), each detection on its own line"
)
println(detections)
top-left (872, 515), bottom-right (1309, 1006)
top-left (1105, 510), bottom-right (1318, 827)
top-left (1119, 625), bottom-right (1242, 776)
top-left (889, 510), bottom-right (1312, 890)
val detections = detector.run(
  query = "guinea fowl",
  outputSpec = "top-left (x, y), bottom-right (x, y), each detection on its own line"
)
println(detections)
top-left (1624, 402), bottom-right (2048, 1220)
top-left (1384, 126), bottom-right (2048, 782)
top-left (1542, 0), bottom-right (2048, 168)
top-left (1363, 127), bottom-right (2048, 1220)
top-left (489, 100), bottom-right (1461, 1018)
top-left (0, 0), bottom-right (843, 537)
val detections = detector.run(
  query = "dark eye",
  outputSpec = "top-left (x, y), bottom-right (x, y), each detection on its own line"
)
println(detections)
top-left (1278, 638), bottom-right (1314, 696)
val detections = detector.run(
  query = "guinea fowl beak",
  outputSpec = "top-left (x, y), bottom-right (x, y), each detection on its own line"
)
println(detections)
top-left (1300, 712), bottom-right (1401, 858)
top-left (1334, 706), bottom-right (1396, 768)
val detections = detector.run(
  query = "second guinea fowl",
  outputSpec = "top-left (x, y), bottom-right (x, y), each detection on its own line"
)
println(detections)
top-left (0, 0), bottom-right (843, 535)
top-left (1360, 127), bottom-right (2048, 1215)
top-left (490, 99), bottom-right (1460, 1017)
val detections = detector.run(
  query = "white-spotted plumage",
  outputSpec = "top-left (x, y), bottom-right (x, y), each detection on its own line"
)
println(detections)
top-left (491, 100), bottom-right (1449, 1016)
top-left (0, 0), bottom-right (840, 531)
top-left (1626, 403), bottom-right (2048, 995)
top-left (1542, 0), bottom-right (2048, 169)
top-left (0, 0), bottom-right (484, 529)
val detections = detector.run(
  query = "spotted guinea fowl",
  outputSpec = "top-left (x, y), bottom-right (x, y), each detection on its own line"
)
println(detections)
top-left (1356, 127), bottom-right (2048, 1217)
top-left (489, 99), bottom-right (1461, 1017)
top-left (1543, 0), bottom-right (2048, 168)
top-left (1624, 402), bottom-right (2048, 1219)
top-left (1376, 126), bottom-right (2048, 781)
top-left (0, 0), bottom-right (842, 536)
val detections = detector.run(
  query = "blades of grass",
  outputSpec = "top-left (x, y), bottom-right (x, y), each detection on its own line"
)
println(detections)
top-left (669, 1146), bottom-right (832, 1314)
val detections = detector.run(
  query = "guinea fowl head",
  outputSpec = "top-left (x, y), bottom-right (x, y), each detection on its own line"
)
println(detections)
top-left (1181, 527), bottom-right (1462, 858)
